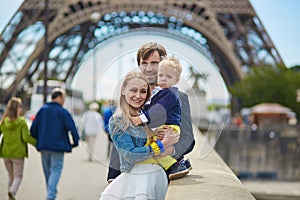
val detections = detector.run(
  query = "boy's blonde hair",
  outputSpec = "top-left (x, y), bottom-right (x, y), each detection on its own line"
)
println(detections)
top-left (158, 55), bottom-right (182, 78)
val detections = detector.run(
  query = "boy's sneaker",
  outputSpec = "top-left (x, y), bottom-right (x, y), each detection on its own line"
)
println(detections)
top-left (167, 162), bottom-right (189, 180)
top-left (179, 159), bottom-right (192, 171)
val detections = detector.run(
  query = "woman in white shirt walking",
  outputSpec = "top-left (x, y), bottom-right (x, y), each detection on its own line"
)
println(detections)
top-left (80, 102), bottom-right (103, 161)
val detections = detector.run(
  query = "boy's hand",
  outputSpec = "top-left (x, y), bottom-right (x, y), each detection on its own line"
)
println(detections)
top-left (131, 116), bottom-right (143, 126)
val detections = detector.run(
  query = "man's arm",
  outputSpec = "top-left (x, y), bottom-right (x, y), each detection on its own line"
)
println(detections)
top-left (107, 139), bottom-right (121, 182)
top-left (63, 109), bottom-right (80, 147)
top-left (173, 91), bottom-right (195, 160)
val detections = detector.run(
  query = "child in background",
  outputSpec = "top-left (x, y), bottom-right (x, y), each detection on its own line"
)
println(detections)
top-left (0, 97), bottom-right (36, 200)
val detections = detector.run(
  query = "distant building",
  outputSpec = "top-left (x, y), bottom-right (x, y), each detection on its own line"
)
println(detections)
top-left (249, 103), bottom-right (295, 129)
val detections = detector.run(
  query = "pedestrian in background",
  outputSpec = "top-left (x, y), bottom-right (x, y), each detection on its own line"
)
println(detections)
top-left (102, 100), bottom-right (116, 139)
top-left (102, 100), bottom-right (116, 157)
top-left (30, 87), bottom-right (79, 200)
top-left (0, 97), bottom-right (36, 200)
top-left (80, 102), bottom-right (103, 161)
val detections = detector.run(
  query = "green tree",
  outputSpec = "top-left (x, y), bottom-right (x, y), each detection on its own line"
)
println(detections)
top-left (229, 65), bottom-right (300, 118)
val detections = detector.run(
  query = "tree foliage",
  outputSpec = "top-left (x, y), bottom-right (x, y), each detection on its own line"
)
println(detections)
top-left (229, 65), bottom-right (300, 117)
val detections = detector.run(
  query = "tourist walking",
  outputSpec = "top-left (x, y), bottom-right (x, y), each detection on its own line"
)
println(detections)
top-left (80, 102), bottom-right (103, 161)
top-left (0, 97), bottom-right (36, 200)
top-left (30, 87), bottom-right (79, 200)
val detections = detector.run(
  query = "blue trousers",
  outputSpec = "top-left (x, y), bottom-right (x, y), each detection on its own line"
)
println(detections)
top-left (41, 151), bottom-right (64, 200)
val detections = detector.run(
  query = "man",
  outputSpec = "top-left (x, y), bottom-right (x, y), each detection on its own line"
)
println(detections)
top-left (107, 42), bottom-right (195, 182)
top-left (30, 87), bottom-right (79, 200)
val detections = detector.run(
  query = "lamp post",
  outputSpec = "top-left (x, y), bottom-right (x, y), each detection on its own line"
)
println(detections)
top-left (297, 89), bottom-right (300, 103)
top-left (118, 42), bottom-right (123, 81)
top-left (0, 70), bottom-right (2, 89)
top-left (90, 12), bottom-right (101, 101)
top-left (92, 45), bottom-right (97, 101)
top-left (43, 0), bottom-right (49, 103)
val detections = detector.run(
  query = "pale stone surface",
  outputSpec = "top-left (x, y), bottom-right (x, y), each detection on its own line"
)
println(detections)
top-left (166, 127), bottom-right (255, 200)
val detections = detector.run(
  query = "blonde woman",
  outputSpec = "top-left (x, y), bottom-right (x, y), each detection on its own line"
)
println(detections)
top-left (0, 97), bottom-right (36, 200)
top-left (100, 72), bottom-right (178, 200)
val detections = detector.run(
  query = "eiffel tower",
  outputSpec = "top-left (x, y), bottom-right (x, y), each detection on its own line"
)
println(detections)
top-left (0, 0), bottom-right (284, 108)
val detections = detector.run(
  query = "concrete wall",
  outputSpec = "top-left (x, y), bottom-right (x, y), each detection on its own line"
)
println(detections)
top-left (166, 126), bottom-right (255, 200)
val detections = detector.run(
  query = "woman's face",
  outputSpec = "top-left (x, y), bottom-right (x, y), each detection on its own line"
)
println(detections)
top-left (122, 77), bottom-right (148, 109)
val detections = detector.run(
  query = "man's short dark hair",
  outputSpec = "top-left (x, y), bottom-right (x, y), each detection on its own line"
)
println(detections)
top-left (136, 42), bottom-right (167, 65)
top-left (51, 88), bottom-right (63, 99)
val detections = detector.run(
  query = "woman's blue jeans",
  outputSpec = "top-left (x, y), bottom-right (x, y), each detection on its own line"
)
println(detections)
top-left (41, 151), bottom-right (64, 200)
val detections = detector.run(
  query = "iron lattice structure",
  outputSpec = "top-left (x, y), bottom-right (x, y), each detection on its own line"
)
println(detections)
top-left (0, 0), bottom-right (284, 105)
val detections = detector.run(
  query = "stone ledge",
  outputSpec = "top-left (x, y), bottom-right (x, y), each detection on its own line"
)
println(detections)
top-left (166, 127), bottom-right (255, 200)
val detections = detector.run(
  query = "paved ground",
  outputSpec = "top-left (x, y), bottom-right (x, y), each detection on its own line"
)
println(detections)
top-left (0, 131), bottom-right (110, 200)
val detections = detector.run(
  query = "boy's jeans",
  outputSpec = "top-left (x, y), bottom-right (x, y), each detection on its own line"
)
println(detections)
top-left (41, 150), bottom-right (64, 200)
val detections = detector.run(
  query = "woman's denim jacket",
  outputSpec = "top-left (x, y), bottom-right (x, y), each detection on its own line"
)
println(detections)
top-left (109, 115), bottom-right (153, 173)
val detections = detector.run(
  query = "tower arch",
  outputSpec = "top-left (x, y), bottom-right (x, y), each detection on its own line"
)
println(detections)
top-left (0, 0), bottom-right (283, 105)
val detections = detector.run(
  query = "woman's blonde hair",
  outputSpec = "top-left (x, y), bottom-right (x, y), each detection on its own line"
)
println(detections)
top-left (112, 71), bottom-right (150, 133)
top-left (1, 97), bottom-right (22, 123)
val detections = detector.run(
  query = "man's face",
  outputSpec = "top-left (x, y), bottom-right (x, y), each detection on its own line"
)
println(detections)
top-left (139, 51), bottom-right (160, 84)
top-left (61, 94), bottom-right (66, 105)
top-left (58, 91), bottom-right (66, 106)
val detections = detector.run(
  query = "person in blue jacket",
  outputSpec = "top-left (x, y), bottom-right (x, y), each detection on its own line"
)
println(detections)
top-left (30, 87), bottom-right (79, 200)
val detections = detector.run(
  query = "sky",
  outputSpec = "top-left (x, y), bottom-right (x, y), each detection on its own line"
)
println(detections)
top-left (0, 0), bottom-right (299, 67)
top-left (249, 0), bottom-right (300, 67)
